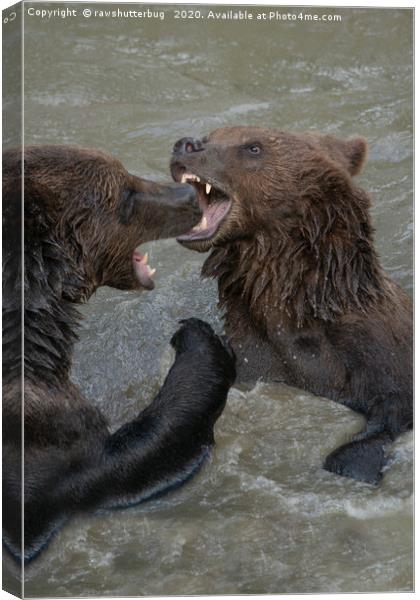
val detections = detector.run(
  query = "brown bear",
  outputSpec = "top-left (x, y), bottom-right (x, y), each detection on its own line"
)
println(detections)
top-left (2, 145), bottom-right (236, 563)
top-left (170, 126), bottom-right (413, 485)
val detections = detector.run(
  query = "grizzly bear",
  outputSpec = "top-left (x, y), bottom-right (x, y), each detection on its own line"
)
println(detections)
top-left (2, 145), bottom-right (236, 563)
top-left (170, 126), bottom-right (412, 485)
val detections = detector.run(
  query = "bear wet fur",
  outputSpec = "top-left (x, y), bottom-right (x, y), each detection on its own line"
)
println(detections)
top-left (3, 146), bottom-right (236, 562)
top-left (171, 126), bottom-right (413, 485)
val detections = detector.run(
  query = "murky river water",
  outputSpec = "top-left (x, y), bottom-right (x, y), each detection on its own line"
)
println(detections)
top-left (5, 4), bottom-right (413, 596)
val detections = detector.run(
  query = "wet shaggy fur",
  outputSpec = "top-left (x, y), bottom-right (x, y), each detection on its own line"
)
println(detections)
top-left (171, 126), bottom-right (413, 485)
top-left (2, 146), bottom-right (236, 563)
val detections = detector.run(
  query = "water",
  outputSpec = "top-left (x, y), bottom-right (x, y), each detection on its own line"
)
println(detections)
top-left (6, 4), bottom-right (413, 595)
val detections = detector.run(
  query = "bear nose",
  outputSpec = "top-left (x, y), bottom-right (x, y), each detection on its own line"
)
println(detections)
top-left (173, 137), bottom-right (203, 155)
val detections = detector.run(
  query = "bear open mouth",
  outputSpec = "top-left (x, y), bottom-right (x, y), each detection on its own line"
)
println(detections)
top-left (174, 173), bottom-right (232, 243)
top-left (132, 249), bottom-right (156, 290)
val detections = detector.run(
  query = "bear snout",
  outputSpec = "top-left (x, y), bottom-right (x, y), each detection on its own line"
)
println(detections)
top-left (173, 137), bottom-right (204, 156)
top-left (165, 182), bottom-right (200, 210)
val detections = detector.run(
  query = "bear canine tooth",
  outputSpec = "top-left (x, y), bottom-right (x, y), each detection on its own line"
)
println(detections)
top-left (206, 183), bottom-right (212, 195)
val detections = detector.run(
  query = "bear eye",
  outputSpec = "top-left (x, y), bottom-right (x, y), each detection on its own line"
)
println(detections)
top-left (246, 144), bottom-right (262, 156)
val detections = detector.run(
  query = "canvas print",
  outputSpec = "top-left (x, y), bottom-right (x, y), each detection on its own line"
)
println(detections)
top-left (2, 2), bottom-right (413, 597)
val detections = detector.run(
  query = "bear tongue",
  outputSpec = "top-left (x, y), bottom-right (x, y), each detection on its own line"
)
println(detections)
top-left (178, 199), bottom-right (231, 241)
top-left (132, 251), bottom-right (156, 290)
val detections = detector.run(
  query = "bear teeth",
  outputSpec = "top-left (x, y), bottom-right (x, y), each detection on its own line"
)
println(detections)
top-left (181, 173), bottom-right (200, 183)
top-left (193, 216), bottom-right (208, 231)
top-left (133, 251), bottom-right (156, 276)
top-left (206, 183), bottom-right (212, 195)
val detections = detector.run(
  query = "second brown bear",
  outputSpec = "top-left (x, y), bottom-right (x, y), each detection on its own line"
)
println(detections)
top-left (170, 126), bottom-right (413, 485)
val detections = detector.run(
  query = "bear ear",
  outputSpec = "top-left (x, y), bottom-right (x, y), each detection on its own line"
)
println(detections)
top-left (343, 137), bottom-right (368, 176)
top-left (321, 135), bottom-right (368, 177)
